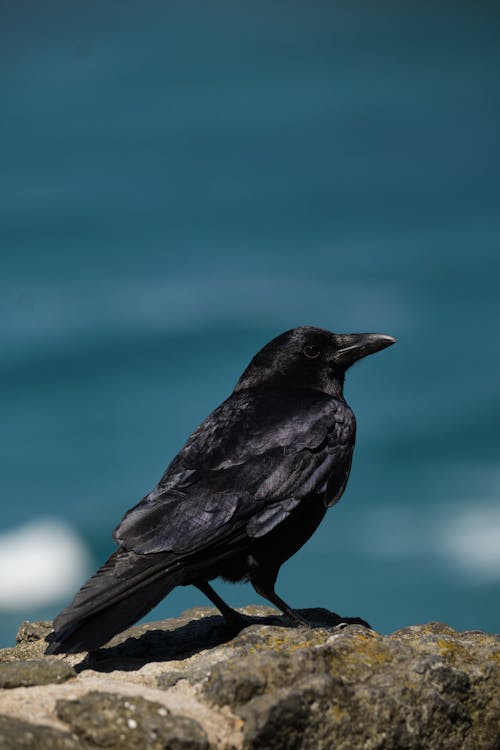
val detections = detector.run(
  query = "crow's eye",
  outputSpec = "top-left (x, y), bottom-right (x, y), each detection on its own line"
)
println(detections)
top-left (303, 344), bottom-right (320, 360)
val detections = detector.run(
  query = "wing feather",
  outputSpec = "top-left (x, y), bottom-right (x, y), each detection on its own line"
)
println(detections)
top-left (114, 389), bottom-right (354, 555)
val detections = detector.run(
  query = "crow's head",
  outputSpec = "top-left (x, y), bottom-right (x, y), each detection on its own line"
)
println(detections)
top-left (235, 326), bottom-right (395, 397)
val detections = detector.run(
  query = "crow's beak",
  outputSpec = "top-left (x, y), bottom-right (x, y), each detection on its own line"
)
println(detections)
top-left (333, 333), bottom-right (396, 367)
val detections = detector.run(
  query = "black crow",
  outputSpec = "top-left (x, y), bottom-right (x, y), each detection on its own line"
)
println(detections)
top-left (46, 326), bottom-right (395, 654)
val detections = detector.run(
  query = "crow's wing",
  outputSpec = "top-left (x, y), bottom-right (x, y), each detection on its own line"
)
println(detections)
top-left (114, 389), bottom-right (355, 555)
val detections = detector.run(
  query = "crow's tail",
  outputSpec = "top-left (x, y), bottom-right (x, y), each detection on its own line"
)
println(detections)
top-left (45, 548), bottom-right (184, 654)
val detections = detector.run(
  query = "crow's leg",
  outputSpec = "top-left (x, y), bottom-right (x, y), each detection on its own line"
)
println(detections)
top-left (194, 581), bottom-right (247, 629)
top-left (250, 574), bottom-right (310, 627)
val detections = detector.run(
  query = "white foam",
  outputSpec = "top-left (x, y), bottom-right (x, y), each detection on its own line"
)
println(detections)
top-left (439, 503), bottom-right (500, 581)
top-left (359, 499), bottom-right (500, 582)
top-left (0, 519), bottom-right (90, 610)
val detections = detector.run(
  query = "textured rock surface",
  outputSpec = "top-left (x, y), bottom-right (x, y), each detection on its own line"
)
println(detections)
top-left (0, 606), bottom-right (498, 749)
top-left (56, 691), bottom-right (209, 749)
top-left (0, 660), bottom-right (75, 689)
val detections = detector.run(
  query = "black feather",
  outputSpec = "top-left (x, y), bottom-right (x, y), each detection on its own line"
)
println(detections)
top-left (46, 326), bottom-right (394, 653)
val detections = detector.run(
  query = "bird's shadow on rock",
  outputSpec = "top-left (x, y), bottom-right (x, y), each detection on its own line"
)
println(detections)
top-left (74, 607), bottom-right (368, 674)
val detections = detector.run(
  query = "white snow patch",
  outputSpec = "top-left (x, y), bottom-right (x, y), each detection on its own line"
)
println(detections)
top-left (0, 519), bottom-right (90, 609)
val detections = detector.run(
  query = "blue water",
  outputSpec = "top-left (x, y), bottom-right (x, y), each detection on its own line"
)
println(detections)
top-left (1, 1), bottom-right (500, 647)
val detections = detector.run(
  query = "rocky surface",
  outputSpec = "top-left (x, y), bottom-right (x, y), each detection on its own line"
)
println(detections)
top-left (0, 606), bottom-right (498, 749)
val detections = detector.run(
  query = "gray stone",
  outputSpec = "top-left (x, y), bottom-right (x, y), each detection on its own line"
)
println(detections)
top-left (16, 620), bottom-right (53, 645)
top-left (0, 714), bottom-right (82, 749)
top-left (156, 670), bottom-right (185, 688)
top-left (240, 674), bottom-right (337, 750)
top-left (56, 691), bottom-right (209, 750)
top-left (232, 622), bottom-right (500, 750)
top-left (0, 608), bottom-right (498, 749)
top-left (0, 659), bottom-right (76, 688)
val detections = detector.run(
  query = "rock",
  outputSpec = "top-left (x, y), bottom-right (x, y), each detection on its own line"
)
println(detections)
top-left (0, 621), bottom-right (53, 663)
top-left (16, 621), bottom-right (53, 645)
top-left (56, 691), bottom-right (209, 749)
top-left (0, 659), bottom-right (75, 688)
top-left (0, 714), bottom-right (83, 749)
top-left (156, 670), bottom-right (185, 689)
top-left (0, 606), bottom-right (498, 749)
top-left (205, 620), bottom-right (500, 750)
top-left (239, 674), bottom-right (337, 750)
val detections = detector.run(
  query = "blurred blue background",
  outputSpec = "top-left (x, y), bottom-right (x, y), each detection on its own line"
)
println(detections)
top-left (1, 1), bottom-right (499, 647)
